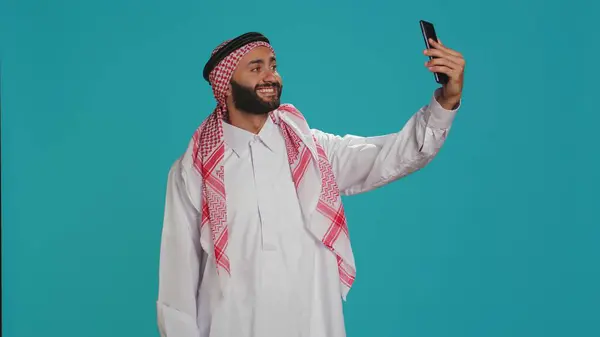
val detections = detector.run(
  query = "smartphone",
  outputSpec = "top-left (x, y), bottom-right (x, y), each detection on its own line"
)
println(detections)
top-left (420, 20), bottom-right (449, 85)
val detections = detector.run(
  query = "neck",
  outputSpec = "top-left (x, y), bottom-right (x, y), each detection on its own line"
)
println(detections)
top-left (227, 107), bottom-right (269, 134)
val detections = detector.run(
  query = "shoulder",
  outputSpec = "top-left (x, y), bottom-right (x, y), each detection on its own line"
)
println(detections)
top-left (166, 135), bottom-right (204, 209)
top-left (311, 128), bottom-right (342, 145)
top-left (276, 103), bottom-right (342, 148)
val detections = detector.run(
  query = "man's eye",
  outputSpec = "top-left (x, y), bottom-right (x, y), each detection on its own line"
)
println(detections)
top-left (251, 67), bottom-right (260, 72)
top-left (271, 65), bottom-right (277, 71)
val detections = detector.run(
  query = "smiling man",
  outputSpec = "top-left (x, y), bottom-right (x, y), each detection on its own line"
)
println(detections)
top-left (157, 32), bottom-right (465, 337)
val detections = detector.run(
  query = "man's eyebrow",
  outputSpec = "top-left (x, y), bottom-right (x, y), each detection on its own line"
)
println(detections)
top-left (247, 56), bottom-right (277, 66)
top-left (248, 59), bottom-right (264, 66)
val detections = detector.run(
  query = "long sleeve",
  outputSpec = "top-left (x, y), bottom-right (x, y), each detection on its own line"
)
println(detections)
top-left (312, 88), bottom-right (459, 196)
top-left (157, 158), bottom-right (203, 337)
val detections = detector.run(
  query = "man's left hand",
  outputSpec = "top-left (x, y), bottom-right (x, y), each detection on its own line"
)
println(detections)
top-left (424, 38), bottom-right (465, 110)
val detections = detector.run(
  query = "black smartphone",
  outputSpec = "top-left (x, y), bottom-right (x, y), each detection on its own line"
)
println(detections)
top-left (420, 20), bottom-right (449, 85)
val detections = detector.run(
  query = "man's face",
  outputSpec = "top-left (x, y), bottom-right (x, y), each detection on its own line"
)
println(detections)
top-left (228, 46), bottom-right (283, 115)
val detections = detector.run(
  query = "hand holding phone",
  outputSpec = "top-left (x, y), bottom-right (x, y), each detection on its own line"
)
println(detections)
top-left (420, 20), bottom-right (449, 85)
top-left (418, 20), bottom-right (467, 109)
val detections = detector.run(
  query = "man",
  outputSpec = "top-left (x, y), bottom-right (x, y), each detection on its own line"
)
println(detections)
top-left (157, 32), bottom-right (465, 337)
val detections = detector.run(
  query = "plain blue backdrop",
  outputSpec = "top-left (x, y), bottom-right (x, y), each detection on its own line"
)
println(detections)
top-left (2, 0), bottom-right (598, 336)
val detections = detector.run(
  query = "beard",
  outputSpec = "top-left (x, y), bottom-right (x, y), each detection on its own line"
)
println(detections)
top-left (230, 79), bottom-right (283, 115)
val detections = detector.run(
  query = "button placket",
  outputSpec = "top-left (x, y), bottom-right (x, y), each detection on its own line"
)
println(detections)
top-left (250, 138), bottom-right (278, 251)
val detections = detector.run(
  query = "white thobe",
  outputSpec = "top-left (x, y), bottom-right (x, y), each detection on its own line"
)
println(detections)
top-left (157, 89), bottom-right (459, 337)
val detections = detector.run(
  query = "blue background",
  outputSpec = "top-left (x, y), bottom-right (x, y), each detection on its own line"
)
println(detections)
top-left (2, 0), bottom-right (598, 336)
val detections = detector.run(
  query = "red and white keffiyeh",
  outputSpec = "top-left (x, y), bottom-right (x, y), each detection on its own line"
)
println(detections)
top-left (191, 40), bottom-right (356, 298)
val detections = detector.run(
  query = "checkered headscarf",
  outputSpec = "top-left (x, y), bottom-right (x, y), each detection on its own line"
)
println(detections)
top-left (191, 38), bottom-right (357, 299)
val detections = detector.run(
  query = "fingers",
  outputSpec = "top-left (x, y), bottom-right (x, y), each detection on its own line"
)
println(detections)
top-left (422, 38), bottom-right (466, 82)
top-left (427, 65), bottom-right (460, 78)
top-left (425, 57), bottom-right (463, 78)
top-left (428, 38), bottom-right (461, 57)
top-left (425, 57), bottom-right (460, 71)
top-left (423, 40), bottom-right (466, 74)
top-left (424, 48), bottom-right (464, 67)
top-left (427, 65), bottom-right (453, 75)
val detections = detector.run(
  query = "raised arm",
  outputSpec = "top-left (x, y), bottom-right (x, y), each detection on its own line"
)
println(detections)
top-left (312, 89), bottom-right (459, 196)
top-left (157, 158), bottom-right (203, 337)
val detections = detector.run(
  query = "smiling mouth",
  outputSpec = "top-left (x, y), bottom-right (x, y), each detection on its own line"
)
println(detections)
top-left (257, 87), bottom-right (278, 96)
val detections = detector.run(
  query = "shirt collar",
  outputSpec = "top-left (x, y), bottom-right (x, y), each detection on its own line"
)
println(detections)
top-left (222, 117), bottom-right (278, 157)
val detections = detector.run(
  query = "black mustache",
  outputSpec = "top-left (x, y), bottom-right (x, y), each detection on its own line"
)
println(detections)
top-left (255, 83), bottom-right (281, 90)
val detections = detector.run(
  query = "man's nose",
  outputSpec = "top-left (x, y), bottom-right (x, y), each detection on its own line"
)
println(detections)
top-left (262, 69), bottom-right (277, 83)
